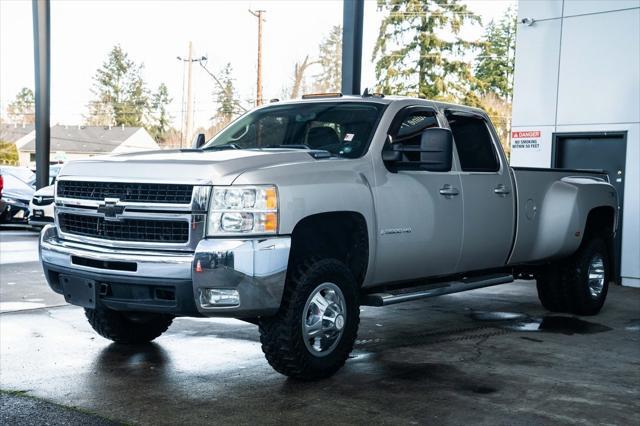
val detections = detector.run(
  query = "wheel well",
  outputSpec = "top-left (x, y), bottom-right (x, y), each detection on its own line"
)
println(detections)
top-left (288, 212), bottom-right (369, 285)
top-left (584, 206), bottom-right (615, 240)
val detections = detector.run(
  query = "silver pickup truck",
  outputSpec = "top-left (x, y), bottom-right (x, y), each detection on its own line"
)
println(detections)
top-left (40, 95), bottom-right (618, 379)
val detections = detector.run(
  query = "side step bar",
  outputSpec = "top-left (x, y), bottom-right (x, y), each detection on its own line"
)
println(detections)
top-left (361, 273), bottom-right (514, 307)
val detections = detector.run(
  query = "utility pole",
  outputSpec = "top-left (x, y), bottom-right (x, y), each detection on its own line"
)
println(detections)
top-left (249, 9), bottom-right (265, 106)
top-left (177, 42), bottom-right (198, 148)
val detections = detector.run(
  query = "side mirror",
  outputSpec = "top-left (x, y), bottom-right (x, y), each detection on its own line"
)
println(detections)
top-left (382, 149), bottom-right (402, 162)
top-left (419, 127), bottom-right (453, 172)
top-left (382, 128), bottom-right (453, 172)
top-left (192, 133), bottom-right (206, 149)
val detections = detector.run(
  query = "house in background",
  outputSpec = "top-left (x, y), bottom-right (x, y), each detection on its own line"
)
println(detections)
top-left (0, 123), bottom-right (35, 165)
top-left (17, 125), bottom-right (159, 166)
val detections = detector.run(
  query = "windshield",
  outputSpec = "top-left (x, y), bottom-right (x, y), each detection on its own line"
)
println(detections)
top-left (203, 102), bottom-right (385, 158)
top-left (0, 167), bottom-right (35, 186)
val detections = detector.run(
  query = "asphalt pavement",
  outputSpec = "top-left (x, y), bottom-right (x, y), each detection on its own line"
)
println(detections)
top-left (1, 228), bottom-right (639, 425)
top-left (0, 228), bottom-right (65, 312)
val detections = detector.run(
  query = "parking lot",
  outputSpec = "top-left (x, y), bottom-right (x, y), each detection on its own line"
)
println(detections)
top-left (1, 228), bottom-right (639, 425)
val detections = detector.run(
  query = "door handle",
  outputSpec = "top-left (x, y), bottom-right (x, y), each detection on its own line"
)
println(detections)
top-left (439, 185), bottom-right (460, 197)
top-left (494, 185), bottom-right (510, 196)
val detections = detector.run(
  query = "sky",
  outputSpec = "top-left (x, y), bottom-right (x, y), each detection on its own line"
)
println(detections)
top-left (0, 0), bottom-right (515, 131)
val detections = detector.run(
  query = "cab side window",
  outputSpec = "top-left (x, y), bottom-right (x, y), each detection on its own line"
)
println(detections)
top-left (447, 114), bottom-right (499, 172)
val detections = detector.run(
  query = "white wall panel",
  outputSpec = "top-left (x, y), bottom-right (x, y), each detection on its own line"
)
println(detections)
top-left (518, 0), bottom-right (564, 21)
top-left (563, 0), bottom-right (640, 16)
top-left (511, 19), bottom-right (562, 127)
top-left (556, 9), bottom-right (640, 125)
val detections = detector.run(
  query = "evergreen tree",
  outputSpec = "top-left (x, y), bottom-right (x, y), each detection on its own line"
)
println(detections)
top-left (372, 0), bottom-right (480, 100)
top-left (213, 63), bottom-right (240, 125)
top-left (7, 88), bottom-right (35, 125)
top-left (149, 83), bottom-right (172, 142)
top-left (474, 7), bottom-right (517, 101)
top-left (313, 25), bottom-right (342, 93)
top-left (86, 45), bottom-right (149, 127)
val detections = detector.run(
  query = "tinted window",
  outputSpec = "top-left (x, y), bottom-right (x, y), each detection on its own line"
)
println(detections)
top-left (448, 114), bottom-right (499, 172)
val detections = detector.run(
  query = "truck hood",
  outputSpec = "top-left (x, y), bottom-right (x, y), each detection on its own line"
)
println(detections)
top-left (57, 149), bottom-right (320, 185)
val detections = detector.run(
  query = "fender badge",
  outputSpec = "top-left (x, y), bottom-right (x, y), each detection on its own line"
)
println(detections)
top-left (380, 228), bottom-right (412, 235)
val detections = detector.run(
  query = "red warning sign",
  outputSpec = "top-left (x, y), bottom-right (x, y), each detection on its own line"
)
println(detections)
top-left (512, 130), bottom-right (541, 138)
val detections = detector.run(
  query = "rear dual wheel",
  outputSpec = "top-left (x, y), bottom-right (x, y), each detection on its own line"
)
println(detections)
top-left (536, 236), bottom-right (610, 316)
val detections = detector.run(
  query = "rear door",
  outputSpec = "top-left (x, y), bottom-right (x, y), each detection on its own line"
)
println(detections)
top-left (446, 111), bottom-right (515, 272)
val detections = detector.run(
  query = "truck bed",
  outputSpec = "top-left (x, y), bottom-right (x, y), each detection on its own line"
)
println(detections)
top-left (508, 167), bottom-right (613, 265)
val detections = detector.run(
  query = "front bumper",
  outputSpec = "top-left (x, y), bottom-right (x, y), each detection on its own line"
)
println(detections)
top-left (39, 225), bottom-right (291, 318)
top-left (28, 201), bottom-right (55, 227)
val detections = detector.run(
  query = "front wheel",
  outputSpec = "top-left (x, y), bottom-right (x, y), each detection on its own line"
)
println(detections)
top-left (85, 305), bottom-right (173, 344)
top-left (259, 258), bottom-right (360, 380)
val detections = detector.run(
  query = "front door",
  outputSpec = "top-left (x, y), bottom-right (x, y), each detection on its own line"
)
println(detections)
top-left (372, 107), bottom-right (463, 284)
top-left (554, 132), bottom-right (627, 279)
top-left (447, 112), bottom-right (515, 272)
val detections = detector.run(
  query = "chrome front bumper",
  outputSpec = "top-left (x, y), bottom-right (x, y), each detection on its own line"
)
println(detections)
top-left (39, 225), bottom-right (291, 317)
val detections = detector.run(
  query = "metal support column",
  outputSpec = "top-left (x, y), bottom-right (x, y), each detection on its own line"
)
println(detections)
top-left (32, 0), bottom-right (50, 189)
top-left (341, 0), bottom-right (364, 95)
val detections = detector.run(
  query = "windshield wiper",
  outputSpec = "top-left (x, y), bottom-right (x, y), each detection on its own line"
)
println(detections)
top-left (202, 143), bottom-right (241, 151)
top-left (261, 144), bottom-right (311, 150)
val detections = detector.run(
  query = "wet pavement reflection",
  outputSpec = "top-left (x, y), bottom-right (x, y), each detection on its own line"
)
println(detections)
top-left (1, 281), bottom-right (639, 425)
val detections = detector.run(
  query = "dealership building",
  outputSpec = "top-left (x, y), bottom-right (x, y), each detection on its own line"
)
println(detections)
top-left (510, 0), bottom-right (639, 287)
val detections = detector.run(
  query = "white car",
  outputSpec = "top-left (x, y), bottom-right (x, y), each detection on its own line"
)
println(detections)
top-left (28, 184), bottom-right (55, 228)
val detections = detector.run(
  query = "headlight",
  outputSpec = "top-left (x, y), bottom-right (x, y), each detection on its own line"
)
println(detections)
top-left (207, 185), bottom-right (278, 236)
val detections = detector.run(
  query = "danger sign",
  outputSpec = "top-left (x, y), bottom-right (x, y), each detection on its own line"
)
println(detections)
top-left (512, 130), bottom-right (541, 139)
top-left (512, 129), bottom-right (541, 150)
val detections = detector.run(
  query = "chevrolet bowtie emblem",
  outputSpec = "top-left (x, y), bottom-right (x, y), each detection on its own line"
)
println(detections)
top-left (97, 198), bottom-right (125, 220)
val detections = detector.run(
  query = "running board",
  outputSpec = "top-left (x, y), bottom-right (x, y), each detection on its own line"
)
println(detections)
top-left (361, 274), bottom-right (514, 307)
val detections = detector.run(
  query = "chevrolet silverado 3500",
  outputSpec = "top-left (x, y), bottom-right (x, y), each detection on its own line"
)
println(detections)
top-left (40, 95), bottom-right (618, 379)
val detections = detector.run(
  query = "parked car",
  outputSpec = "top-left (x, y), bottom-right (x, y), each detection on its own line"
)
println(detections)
top-left (39, 95), bottom-right (618, 380)
top-left (28, 185), bottom-right (55, 228)
top-left (28, 165), bottom-right (62, 229)
top-left (0, 166), bottom-right (35, 224)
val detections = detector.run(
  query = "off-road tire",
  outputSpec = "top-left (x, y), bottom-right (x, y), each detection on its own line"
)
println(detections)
top-left (536, 237), bottom-right (610, 316)
top-left (85, 306), bottom-right (173, 344)
top-left (259, 258), bottom-right (360, 380)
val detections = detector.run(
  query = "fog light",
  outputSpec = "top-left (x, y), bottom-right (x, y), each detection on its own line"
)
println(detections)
top-left (200, 288), bottom-right (240, 307)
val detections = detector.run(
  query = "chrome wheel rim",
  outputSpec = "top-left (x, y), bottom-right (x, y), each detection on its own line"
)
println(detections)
top-left (588, 254), bottom-right (605, 298)
top-left (302, 282), bottom-right (346, 357)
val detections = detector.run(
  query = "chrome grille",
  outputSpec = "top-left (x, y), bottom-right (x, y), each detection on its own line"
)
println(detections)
top-left (57, 181), bottom-right (194, 204)
top-left (58, 213), bottom-right (190, 243)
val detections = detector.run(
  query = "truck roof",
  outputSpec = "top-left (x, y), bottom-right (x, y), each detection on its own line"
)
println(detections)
top-left (270, 94), bottom-right (487, 116)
